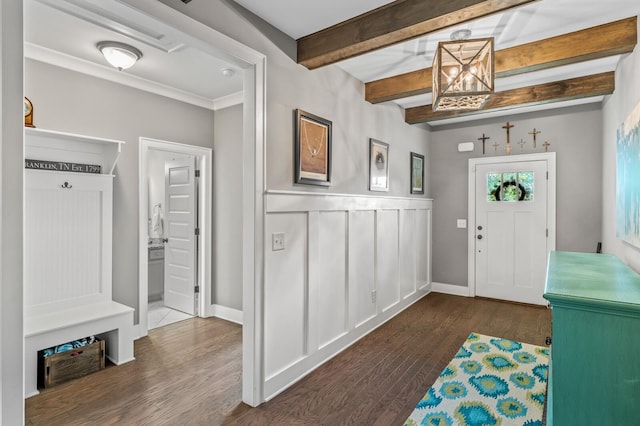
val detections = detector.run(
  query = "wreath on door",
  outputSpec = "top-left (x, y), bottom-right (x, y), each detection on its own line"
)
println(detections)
top-left (492, 180), bottom-right (527, 201)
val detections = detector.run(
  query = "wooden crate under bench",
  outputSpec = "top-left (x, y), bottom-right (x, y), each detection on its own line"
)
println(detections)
top-left (38, 338), bottom-right (105, 389)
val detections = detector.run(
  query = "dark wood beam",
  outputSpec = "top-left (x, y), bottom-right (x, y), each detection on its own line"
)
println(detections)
top-left (404, 72), bottom-right (615, 124)
top-left (297, 0), bottom-right (539, 69)
top-left (367, 17), bottom-right (636, 104)
top-left (366, 68), bottom-right (433, 104)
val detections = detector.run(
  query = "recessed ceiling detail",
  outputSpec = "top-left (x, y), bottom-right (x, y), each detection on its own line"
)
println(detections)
top-left (36, 0), bottom-right (186, 53)
top-left (25, 0), bottom-right (243, 109)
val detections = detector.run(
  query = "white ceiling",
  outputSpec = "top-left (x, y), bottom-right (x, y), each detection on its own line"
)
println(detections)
top-left (235, 0), bottom-right (393, 40)
top-left (24, 0), bottom-right (640, 122)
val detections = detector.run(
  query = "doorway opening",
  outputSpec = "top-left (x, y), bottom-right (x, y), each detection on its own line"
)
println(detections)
top-left (23, 0), bottom-right (266, 408)
top-left (467, 153), bottom-right (556, 305)
top-left (138, 138), bottom-right (212, 335)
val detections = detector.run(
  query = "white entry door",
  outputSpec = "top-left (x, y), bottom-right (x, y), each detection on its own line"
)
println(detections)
top-left (474, 159), bottom-right (549, 305)
top-left (164, 156), bottom-right (197, 315)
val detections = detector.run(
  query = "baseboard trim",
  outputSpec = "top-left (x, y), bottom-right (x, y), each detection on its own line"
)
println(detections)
top-left (210, 304), bottom-right (243, 325)
top-left (431, 282), bottom-right (471, 297)
top-left (107, 355), bottom-right (136, 366)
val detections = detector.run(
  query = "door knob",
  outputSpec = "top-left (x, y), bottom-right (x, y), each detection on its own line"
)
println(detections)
top-left (477, 235), bottom-right (483, 240)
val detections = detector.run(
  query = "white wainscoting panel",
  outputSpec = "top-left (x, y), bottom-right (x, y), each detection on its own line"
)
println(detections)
top-left (399, 209), bottom-right (417, 298)
top-left (348, 211), bottom-right (376, 328)
top-left (26, 189), bottom-right (102, 305)
top-left (314, 211), bottom-right (347, 350)
top-left (376, 210), bottom-right (400, 312)
top-left (417, 209), bottom-right (432, 287)
top-left (264, 191), bottom-right (433, 399)
top-left (264, 212), bottom-right (307, 378)
top-left (24, 171), bottom-right (112, 316)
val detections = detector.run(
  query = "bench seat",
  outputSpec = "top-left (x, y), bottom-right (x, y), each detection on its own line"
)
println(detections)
top-left (24, 300), bottom-right (135, 397)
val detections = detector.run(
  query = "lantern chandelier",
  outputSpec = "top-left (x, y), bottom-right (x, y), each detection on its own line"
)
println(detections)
top-left (432, 30), bottom-right (494, 111)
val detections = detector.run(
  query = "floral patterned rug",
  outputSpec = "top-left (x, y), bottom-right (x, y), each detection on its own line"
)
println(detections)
top-left (404, 332), bottom-right (549, 426)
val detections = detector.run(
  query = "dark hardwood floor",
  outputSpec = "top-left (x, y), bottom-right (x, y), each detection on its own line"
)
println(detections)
top-left (25, 293), bottom-right (551, 425)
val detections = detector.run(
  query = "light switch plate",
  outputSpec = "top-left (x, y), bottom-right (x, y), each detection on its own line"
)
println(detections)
top-left (272, 232), bottom-right (285, 251)
top-left (457, 219), bottom-right (467, 229)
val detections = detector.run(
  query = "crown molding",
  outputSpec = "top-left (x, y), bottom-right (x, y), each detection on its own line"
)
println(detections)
top-left (213, 91), bottom-right (244, 110)
top-left (25, 42), bottom-right (218, 110)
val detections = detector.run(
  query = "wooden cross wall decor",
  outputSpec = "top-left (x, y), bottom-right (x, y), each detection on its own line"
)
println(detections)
top-left (502, 122), bottom-right (514, 155)
top-left (478, 133), bottom-right (490, 155)
top-left (502, 122), bottom-right (515, 145)
top-left (529, 128), bottom-right (541, 148)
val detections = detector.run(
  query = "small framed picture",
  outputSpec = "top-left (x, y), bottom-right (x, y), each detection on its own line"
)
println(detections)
top-left (294, 109), bottom-right (332, 187)
top-left (369, 138), bottom-right (389, 191)
top-left (410, 152), bottom-right (424, 194)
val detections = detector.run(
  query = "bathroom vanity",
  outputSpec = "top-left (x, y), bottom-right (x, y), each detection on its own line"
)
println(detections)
top-left (148, 245), bottom-right (164, 302)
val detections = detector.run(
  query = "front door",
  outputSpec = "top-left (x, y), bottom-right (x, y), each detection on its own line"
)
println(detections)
top-left (164, 156), bottom-right (197, 315)
top-left (474, 159), bottom-right (549, 305)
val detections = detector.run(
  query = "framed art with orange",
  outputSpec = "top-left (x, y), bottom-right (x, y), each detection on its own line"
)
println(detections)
top-left (294, 109), bottom-right (332, 187)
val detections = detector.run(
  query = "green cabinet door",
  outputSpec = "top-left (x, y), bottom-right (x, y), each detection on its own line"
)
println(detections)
top-left (544, 251), bottom-right (640, 426)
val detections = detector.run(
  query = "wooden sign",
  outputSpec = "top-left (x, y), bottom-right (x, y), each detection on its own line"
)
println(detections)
top-left (25, 159), bottom-right (101, 174)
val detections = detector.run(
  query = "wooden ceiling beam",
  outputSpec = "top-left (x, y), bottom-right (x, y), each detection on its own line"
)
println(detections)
top-left (404, 72), bottom-right (615, 124)
top-left (367, 17), bottom-right (636, 104)
top-left (297, 0), bottom-right (539, 69)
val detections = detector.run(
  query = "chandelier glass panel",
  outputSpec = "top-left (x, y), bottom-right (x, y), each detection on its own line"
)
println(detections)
top-left (432, 37), bottom-right (494, 111)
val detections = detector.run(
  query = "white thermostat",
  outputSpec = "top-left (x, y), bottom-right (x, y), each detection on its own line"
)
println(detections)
top-left (458, 142), bottom-right (474, 152)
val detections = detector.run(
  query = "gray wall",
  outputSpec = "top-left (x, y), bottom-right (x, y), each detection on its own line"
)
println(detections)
top-left (213, 104), bottom-right (243, 310)
top-left (25, 58), bottom-right (216, 322)
top-left (265, 69), bottom-right (430, 196)
top-left (602, 15), bottom-right (640, 271)
top-left (160, 0), bottom-right (431, 198)
top-left (430, 104), bottom-right (603, 286)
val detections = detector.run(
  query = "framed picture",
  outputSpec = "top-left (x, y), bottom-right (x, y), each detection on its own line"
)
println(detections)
top-left (294, 109), bottom-right (332, 187)
top-left (410, 152), bottom-right (425, 194)
top-left (369, 138), bottom-right (389, 191)
top-left (617, 100), bottom-right (640, 247)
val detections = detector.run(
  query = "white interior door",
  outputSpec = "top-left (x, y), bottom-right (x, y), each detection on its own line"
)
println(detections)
top-left (474, 160), bottom-right (548, 305)
top-left (164, 156), bottom-right (197, 315)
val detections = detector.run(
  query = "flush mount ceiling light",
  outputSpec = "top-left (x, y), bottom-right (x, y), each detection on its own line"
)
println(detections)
top-left (97, 41), bottom-right (143, 71)
top-left (432, 32), bottom-right (494, 111)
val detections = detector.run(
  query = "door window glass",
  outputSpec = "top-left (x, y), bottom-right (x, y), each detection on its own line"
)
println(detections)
top-left (487, 171), bottom-right (534, 202)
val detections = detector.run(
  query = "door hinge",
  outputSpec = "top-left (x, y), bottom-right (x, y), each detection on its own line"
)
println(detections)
top-left (194, 285), bottom-right (200, 294)
top-left (195, 169), bottom-right (200, 178)
top-left (195, 227), bottom-right (200, 236)
top-left (546, 229), bottom-right (549, 237)
top-left (546, 171), bottom-right (549, 180)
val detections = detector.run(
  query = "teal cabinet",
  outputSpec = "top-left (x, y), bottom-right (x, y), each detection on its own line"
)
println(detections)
top-left (544, 251), bottom-right (640, 426)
